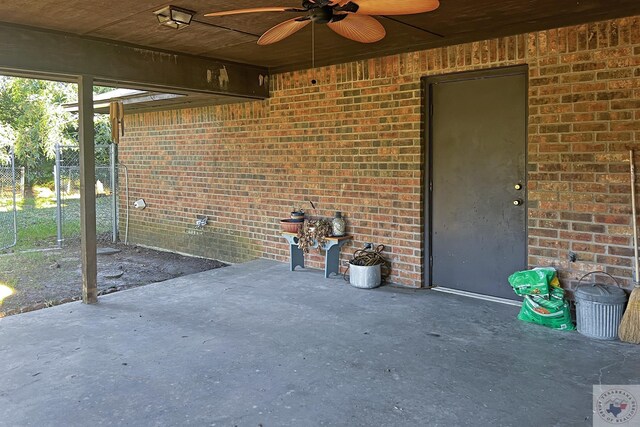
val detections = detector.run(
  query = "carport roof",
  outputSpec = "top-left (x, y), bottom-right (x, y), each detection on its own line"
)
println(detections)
top-left (62, 88), bottom-right (245, 114)
top-left (1, 0), bottom-right (640, 73)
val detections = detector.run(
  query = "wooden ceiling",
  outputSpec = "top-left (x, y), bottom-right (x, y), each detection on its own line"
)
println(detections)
top-left (1, 0), bottom-right (640, 73)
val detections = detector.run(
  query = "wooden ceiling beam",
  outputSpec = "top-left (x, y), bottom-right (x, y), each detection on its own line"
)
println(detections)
top-left (0, 22), bottom-right (269, 99)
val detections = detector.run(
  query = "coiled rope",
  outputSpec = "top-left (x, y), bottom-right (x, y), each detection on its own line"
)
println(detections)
top-left (343, 244), bottom-right (391, 282)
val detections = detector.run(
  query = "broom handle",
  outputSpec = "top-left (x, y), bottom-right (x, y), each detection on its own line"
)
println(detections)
top-left (631, 149), bottom-right (639, 285)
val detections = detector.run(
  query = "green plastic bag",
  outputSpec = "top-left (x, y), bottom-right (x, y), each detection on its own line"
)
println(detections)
top-left (518, 294), bottom-right (575, 331)
top-left (527, 286), bottom-right (566, 310)
top-left (508, 269), bottom-right (555, 296)
top-left (509, 268), bottom-right (576, 331)
top-left (549, 286), bottom-right (565, 302)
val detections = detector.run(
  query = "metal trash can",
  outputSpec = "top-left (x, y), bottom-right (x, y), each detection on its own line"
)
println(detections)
top-left (575, 272), bottom-right (628, 340)
top-left (349, 263), bottom-right (382, 289)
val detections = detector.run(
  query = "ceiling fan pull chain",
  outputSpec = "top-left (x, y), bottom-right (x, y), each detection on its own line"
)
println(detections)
top-left (311, 22), bottom-right (318, 84)
top-left (312, 21), bottom-right (315, 70)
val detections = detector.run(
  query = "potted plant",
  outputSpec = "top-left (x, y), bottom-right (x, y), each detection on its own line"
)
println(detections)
top-left (290, 206), bottom-right (305, 222)
top-left (280, 201), bottom-right (315, 233)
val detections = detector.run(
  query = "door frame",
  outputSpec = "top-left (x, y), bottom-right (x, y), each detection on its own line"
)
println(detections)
top-left (421, 65), bottom-right (529, 288)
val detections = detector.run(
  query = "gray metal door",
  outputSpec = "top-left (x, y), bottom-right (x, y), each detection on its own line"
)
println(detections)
top-left (0, 147), bottom-right (17, 250)
top-left (428, 69), bottom-right (527, 300)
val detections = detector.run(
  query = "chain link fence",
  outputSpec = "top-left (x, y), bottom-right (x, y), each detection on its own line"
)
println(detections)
top-left (0, 148), bottom-right (17, 250)
top-left (55, 144), bottom-right (118, 246)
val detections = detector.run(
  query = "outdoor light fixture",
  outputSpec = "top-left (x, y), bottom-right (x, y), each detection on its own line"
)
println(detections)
top-left (154, 5), bottom-right (195, 29)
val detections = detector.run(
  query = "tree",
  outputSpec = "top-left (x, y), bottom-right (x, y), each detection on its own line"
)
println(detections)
top-left (0, 77), bottom-right (76, 183)
top-left (0, 77), bottom-right (119, 185)
top-left (0, 122), bottom-right (15, 165)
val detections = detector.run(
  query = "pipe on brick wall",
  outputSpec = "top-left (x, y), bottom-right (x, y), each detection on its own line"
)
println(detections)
top-left (121, 164), bottom-right (129, 245)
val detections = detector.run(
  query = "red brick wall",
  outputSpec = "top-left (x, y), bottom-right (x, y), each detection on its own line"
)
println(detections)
top-left (119, 15), bottom-right (640, 290)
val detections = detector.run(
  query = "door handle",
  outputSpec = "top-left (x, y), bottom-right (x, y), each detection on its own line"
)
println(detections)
top-left (513, 199), bottom-right (523, 206)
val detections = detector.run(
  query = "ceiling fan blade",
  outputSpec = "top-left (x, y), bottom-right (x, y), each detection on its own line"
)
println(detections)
top-left (205, 7), bottom-right (305, 17)
top-left (327, 14), bottom-right (385, 43)
top-left (258, 18), bottom-right (311, 45)
top-left (344, 0), bottom-right (440, 15)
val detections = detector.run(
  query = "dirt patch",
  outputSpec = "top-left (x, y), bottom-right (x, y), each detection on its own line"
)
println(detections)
top-left (0, 243), bottom-right (227, 317)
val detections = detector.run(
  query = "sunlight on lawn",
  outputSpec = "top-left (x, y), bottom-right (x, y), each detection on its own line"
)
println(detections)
top-left (0, 185), bottom-right (57, 211)
top-left (0, 194), bottom-right (20, 212)
top-left (1, 183), bottom-right (111, 250)
top-left (0, 283), bottom-right (14, 304)
top-left (32, 185), bottom-right (57, 208)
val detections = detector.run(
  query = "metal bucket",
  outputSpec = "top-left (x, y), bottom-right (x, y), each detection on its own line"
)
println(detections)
top-left (349, 263), bottom-right (382, 289)
top-left (575, 272), bottom-right (628, 340)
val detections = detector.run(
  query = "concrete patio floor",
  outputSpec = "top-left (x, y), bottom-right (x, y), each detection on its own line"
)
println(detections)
top-left (0, 259), bottom-right (638, 426)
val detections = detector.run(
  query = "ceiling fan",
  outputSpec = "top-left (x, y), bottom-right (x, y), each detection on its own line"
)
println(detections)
top-left (204, 0), bottom-right (440, 45)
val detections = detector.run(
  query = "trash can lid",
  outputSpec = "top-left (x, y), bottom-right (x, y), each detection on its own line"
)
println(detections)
top-left (575, 284), bottom-right (628, 303)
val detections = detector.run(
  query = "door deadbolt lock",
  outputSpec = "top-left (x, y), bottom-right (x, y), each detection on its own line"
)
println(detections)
top-left (513, 199), bottom-right (523, 206)
top-left (514, 184), bottom-right (523, 191)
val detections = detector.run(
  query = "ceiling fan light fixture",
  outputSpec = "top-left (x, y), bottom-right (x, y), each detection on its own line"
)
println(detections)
top-left (154, 5), bottom-right (195, 29)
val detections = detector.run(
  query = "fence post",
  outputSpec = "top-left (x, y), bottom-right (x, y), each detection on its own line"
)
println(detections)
top-left (110, 143), bottom-right (118, 243)
top-left (54, 143), bottom-right (63, 248)
top-left (11, 147), bottom-right (17, 248)
top-left (20, 167), bottom-right (25, 199)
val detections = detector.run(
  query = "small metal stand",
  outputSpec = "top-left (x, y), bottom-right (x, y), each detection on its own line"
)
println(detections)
top-left (281, 232), bottom-right (353, 278)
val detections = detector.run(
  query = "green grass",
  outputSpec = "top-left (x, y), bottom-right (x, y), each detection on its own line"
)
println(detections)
top-left (1, 185), bottom-right (114, 251)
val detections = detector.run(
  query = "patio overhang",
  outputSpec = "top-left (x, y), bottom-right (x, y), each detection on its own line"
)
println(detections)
top-left (0, 0), bottom-right (639, 72)
top-left (62, 88), bottom-right (244, 114)
top-left (0, 22), bottom-right (269, 99)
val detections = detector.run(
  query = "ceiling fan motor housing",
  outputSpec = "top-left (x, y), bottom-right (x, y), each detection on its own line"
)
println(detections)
top-left (310, 6), bottom-right (334, 24)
